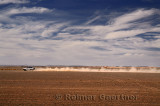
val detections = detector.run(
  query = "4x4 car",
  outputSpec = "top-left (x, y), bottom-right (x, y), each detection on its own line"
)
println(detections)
top-left (23, 67), bottom-right (35, 71)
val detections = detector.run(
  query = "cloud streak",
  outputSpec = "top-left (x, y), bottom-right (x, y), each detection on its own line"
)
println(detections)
top-left (81, 9), bottom-right (160, 40)
top-left (0, 3), bottom-right (159, 66)
top-left (0, 0), bottom-right (29, 5)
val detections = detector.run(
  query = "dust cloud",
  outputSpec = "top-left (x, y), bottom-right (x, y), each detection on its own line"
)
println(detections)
top-left (35, 67), bottom-right (160, 73)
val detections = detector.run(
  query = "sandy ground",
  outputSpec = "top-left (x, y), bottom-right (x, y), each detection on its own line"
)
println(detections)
top-left (0, 70), bottom-right (160, 106)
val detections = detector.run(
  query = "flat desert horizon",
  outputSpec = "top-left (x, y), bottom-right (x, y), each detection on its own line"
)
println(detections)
top-left (0, 66), bottom-right (160, 106)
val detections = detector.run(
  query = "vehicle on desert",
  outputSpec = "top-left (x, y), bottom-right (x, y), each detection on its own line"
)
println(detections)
top-left (23, 67), bottom-right (35, 71)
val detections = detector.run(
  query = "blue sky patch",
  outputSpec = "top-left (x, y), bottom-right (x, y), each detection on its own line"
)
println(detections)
top-left (0, 0), bottom-right (160, 66)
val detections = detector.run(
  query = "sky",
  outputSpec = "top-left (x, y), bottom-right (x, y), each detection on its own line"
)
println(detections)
top-left (0, 0), bottom-right (160, 66)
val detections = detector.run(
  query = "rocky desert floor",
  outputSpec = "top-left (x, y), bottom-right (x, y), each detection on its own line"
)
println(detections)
top-left (0, 67), bottom-right (160, 106)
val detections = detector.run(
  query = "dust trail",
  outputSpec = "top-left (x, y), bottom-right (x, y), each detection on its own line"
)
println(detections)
top-left (35, 67), bottom-right (160, 73)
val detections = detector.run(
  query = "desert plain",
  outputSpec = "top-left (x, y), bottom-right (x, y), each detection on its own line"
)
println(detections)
top-left (0, 66), bottom-right (160, 106)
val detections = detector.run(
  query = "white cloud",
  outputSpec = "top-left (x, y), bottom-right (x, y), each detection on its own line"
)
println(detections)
top-left (0, 0), bottom-right (29, 5)
top-left (6, 7), bottom-right (52, 15)
top-left (70, 8), bottom-right (160, 40)
top-left (0, 7), bottom-right (160, 66)
top-left (85, 16), bottom-right (101, 25)
top-left (113, 9), bottom-right (156, 25)
top-left (41, 22), bottom-right (69, 37)
top-left (0, 6), bottom-right (52, 25)
top-left (99, 8), bottom-right (160, 39)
